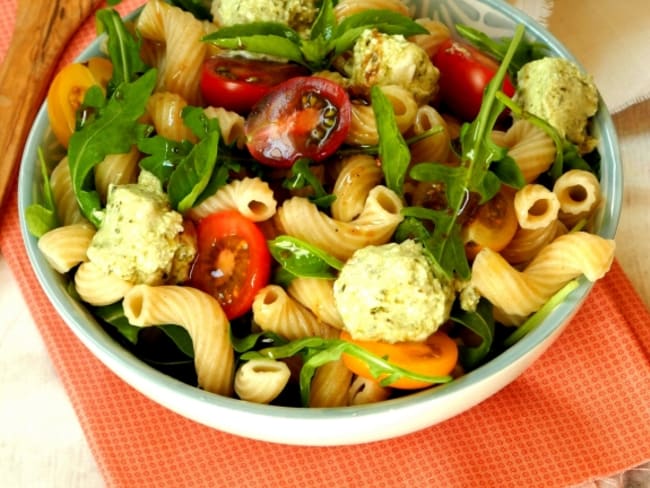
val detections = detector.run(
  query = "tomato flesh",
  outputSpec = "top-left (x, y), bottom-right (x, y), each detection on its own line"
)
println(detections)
top-left (432, 39), bottom-right (516, 122)
top-left (47, 59), bottom-right (111, 147)
top-left (244, 76), bottom-right (351, 168)
top-left (200, 56), bottom-right (309, 114)
top-left (189, 211), bottom-right (271, 320)
top-left (340, 330), bottom-right (458, 390)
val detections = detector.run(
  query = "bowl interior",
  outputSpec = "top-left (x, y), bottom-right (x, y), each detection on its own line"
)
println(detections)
top-left (17, 0), bottom-right (622, 445)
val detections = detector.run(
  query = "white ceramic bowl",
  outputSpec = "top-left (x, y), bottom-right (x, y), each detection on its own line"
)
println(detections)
top-left (18, 0), bottom-right (622, 445)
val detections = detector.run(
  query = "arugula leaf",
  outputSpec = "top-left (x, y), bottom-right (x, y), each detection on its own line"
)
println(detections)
top-left (243, 337), bottom-right (452, 406)
top-left (203, 0), bottom-right (427, 71)
top-left (68, 69), bottom-right (158, 227)
top-left (456, 23), bottom-right (550, 80)
top-left (503, 280), bottom-right (580, 346)
top-left (25, 148), bottom-right (60, 238)
top-left (95, 8), bottom-right (149, 96)
top-left (372, 85), bottom-right (412, 196)
top-left (282, 158), bottom-right (336, 209)
top-left (451, 299), bottom-right (495, 368)
top-left (159, 325), bottom-right (194, 358)
top-left (93, 302), bottom-right (140, 344)
top-left (138, 137), bottom-right (193, 184)
top-left (268, 235), bottom-right (343, 279)
top-left (402, 25), bottom-right (526, 280)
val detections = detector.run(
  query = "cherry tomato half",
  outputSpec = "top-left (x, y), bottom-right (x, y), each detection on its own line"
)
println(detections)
top-left (244, 76), bottom-right (351, 168)
top-left (47, 57), bottom-right (113, 148)
top-left (432, 39), bottom-right (515, 122)
top-left (189, 211), bottom-right (271, 320)
top-left (200, 56), bottom-right (309, 114)
top-left (340, 330), bottom-right (458, 390)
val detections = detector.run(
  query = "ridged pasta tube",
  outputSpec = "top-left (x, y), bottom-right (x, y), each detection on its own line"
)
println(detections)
top-left (38, 224), bottom-right (95, 273)
top-left (252, 285), bottom-right (338, 340)
top-left (287, 277), bottom-right (344, 329)
top-left (471, 231), bottom-right (615, 325)
top-left (123, 285), bottom-right (235, 396)
top-left (274, 185), bottom-right (404, 261)
top-left (188, 177), bottom-right (277, 222)
top-left (309, 359), bottom-right (353, 408)
top-left (50, 158), bottom-right (88, 226)
top-left (74, 261), bottom-right (134, 307)
top-left (234, 359), bottom-right (291, 404)
top-left (331, 154), bottom-right (383, 222)
top-left (514, 184), bottom-right (561, 230)
top-left (553, 169), bottom-right (602, 228)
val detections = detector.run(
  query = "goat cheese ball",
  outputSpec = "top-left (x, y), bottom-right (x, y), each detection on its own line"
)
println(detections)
top-left (514, 57), bottom-right (599, 152)
top-left (211, 0), bottom-right (318, 35)
top-left (333, 240), bottom-right (455, 343)
top-left (348, 29), bottom-right (439, 105)
top-left (87, 171), bottom-right (196, 286)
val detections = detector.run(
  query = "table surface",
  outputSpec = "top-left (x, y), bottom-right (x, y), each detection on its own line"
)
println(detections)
top-left (2, 20), bottom-right (650, 488)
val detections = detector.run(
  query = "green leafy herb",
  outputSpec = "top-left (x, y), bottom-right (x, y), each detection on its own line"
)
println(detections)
top-left (371, 85), bottom-right (411, 196)
top-left (95, 8), bottom-right (149, 96)
top-left (268, 235), bottom-right (343, 279)
top-left (202, 0), bottom-right (428, 71)
top-left (282, 158), bottom-right (336, 209)
top-left (496, 92), bottom-right (593, 181)
top-left (68, 69), bottom-right (158, 227)
top-left (242, 337), bottom-right (452, 406)
top-left (93, 302), bottom-right (140, 344)
top-left (451, 299), bottom-right (494, 368)
top-left (159, 325), bottom-right (194, 358)
top-left (168, 0), bottom-right (212, 20)
top-left (503, 280), bottom-right (580, 346)
top-left (25, 148), bottom-right (59, 238)
top-left (401, 24), bottom-right (526, 280)
top-left (456, 23), bottom-right (550, 80)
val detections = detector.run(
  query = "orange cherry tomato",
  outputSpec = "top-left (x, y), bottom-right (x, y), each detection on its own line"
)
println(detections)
top-left (463, 186), bottom-right (518, 261)
top-left (47, 58), bottom-right (113, 148)
top-left (340, 330), bottom-right (458, 390)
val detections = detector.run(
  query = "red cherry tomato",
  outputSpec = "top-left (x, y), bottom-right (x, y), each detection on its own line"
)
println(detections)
top-left (244, 76), bottom-right (351, 168)
top-left (432, 39), bottom-right (516, 122)
top-left (189, 211), bottom-right (271, 320)
top-left (200, 56), bottom-right (309, 114)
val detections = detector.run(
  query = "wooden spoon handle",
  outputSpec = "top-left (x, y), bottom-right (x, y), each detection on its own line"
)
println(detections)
top-left (0, 0), bottom-right (101, 208)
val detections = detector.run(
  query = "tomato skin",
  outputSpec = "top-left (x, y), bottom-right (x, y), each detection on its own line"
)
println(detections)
top-left (200, 56), bottom-right (309, 114)
top-left (244, 76), bottom-right (351, 168)
top-left (432, 39), bottom-right (516, 122)
top-left (189, 211), bottom-right (271, 320)
top-left (340, 330), bottom-right (458, 390)
top-left (47, 59), bottom-right (111, 147)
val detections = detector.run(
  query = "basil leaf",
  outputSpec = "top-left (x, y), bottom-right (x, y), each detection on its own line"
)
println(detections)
top-left (68, 69), bottom-right (157, 226)
top-left (371, 85), bottom-right (411, 196)
top-left (268, 235), bottom-right (343, 279)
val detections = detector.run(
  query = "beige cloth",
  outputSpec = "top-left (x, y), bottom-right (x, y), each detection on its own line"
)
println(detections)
top-left (511, 0), bottom-right (650, 113)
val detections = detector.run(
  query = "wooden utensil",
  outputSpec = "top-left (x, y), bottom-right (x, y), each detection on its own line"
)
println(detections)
top-left (0, 0), bottom-right (102, 208)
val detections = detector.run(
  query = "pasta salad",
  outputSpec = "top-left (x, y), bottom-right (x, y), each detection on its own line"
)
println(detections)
top-left (27, 0), bottom-right (615, 408)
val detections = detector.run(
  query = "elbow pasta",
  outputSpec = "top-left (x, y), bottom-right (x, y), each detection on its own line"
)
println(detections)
top-left (234, 359), bottom-right (291, 404)
top-left (252, 285), bottom-right (338, 340)
top-left (75, 261), bottom-right (135, 306)
top-left (471, 232), bottom-right (615, 325)
top-left (37, 224), bottom-right (95, 273)
top-left (331, 154), bottom-right (383, 222)
top-left (274, 185), bottom-right (404, 261)
top-left (50, 158), bottom-right (89, 226)
top-left (287, 277), bottom-right (344, 329)
top-left (188, 177), bottom-right (277, 222)
top-left (123, 285), bottom-right (235, 396)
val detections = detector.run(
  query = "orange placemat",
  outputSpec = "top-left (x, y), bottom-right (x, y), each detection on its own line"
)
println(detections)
top-left (2, 2), bottom-right (650, 487)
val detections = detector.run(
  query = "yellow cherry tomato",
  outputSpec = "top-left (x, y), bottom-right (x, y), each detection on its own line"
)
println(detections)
top-left (46, 57), bottom-right (113, 147)
top-left (340, 330), bottom-right (458, 390)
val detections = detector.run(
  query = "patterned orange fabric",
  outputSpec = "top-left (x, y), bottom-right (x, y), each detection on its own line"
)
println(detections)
top-left (2, 2), bottom-right (649, 487)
